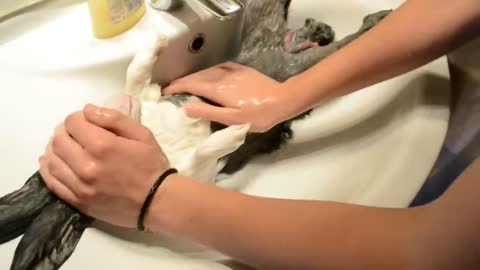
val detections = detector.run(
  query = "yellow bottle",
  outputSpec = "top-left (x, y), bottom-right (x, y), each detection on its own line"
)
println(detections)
top-left (88, 0), bottom-right (147, 39)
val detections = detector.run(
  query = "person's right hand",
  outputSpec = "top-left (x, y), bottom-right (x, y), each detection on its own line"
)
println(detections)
top-left (39, 105), bottom-right (171, 228)
top-left (163, 62), bottom-right (298, 133)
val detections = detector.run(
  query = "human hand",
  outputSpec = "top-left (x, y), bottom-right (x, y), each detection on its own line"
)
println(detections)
top-left (38, 104), bottom-right (171, 228)
top-left (163, 62), bottom-right (297, 132)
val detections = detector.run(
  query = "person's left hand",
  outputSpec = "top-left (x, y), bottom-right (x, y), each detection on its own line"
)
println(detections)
top-left (38, 104), bottom-right (171, 228)
top-left (163, 62), bottom-right (297, 133)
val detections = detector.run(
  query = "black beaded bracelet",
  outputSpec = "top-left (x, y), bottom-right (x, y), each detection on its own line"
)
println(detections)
top-left (137, 168), bottom-right (178, 231)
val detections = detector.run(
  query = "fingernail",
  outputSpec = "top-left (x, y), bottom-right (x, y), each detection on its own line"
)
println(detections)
top-left (84, 104), bottom-right (97, 114)
top-left (85, 103), bottom-right (108, 117)
top-left (95, 107), bottom-right (106, 116)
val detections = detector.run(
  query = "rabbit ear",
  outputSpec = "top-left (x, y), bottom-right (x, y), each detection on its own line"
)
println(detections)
top-left (103, 94), bottom-right (142, 122)
top-left (194, 124), bottom-right (250, 160)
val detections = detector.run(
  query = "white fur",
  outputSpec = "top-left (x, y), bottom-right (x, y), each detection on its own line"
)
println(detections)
top-left (105, 34), bottom-right (250, 183)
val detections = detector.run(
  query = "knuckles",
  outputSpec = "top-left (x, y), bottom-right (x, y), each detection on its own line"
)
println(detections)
top-left (78, 161), bottom-right (101, 184)
top-left (89, 138), bottom-right (114, 156)
top-left (139, 126), bottom-right (156, 143)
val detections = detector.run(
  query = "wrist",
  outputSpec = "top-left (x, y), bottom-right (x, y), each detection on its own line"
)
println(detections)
top-left (281, 74), bottom-right (325, 118)
top-left (143, 172), bottom-right (182, 234)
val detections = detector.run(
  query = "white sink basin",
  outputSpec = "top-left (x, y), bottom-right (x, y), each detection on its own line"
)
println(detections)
top-left (0, 0), bottom-right (450, 269)
top-left (0, 0), bottom-right (243, 82)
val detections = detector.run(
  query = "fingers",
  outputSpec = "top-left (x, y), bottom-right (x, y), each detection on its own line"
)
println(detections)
top-left (184, 101), bottom-right (246, 126)
top-left (163, 79), bottom-right (221, 103)
top-left (83, 104), bottom-right (154, 143)
top-left (64, 111), bottom-right (117, 153)
top-left (39, 156), bottom-right (79, 206)
top-left (164, 62), bottom-right (248, 99)
top-left (50, 124), bottom-right (94, 174)
top-left (44, 141), bottom-right (92, 199)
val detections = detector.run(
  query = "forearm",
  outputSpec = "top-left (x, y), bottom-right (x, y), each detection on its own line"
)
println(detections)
top-left (414, 158), bottom-right (480, 269)
top-left (286, 0), bottom-right (480, 115)
top-left (147, 175), bottom-right (424, 270)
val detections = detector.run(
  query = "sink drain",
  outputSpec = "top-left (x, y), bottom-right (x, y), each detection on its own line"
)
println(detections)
top-left (189, 34), bottom-right (205, 53)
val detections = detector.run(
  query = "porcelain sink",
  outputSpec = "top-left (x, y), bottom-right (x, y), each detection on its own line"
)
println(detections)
top-left (0, 0), bottom-right (243, 82)
top-left (0, 0), bottom-right (450, 269)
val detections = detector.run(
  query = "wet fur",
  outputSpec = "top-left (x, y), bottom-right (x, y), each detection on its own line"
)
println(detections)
top-left (0, 172), bottom-right (54, 244)
top-left (11, 201), bottom-right (92, 270)
top-left (0, 0), bottom-right (391, 269)
top-left (219, 0), bottom-right (391, 173)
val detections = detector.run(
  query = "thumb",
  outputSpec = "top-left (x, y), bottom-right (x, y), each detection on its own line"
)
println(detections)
top-left (83, 104), bottom-right (153, 142)
top-left (185, 102), bottom-right (245, 127)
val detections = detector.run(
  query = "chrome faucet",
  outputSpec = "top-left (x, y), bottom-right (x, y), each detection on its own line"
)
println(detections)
top-left (148, 0), bottom-right (242, 19)
top-left (192, 0), bottom-right (243, 20)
